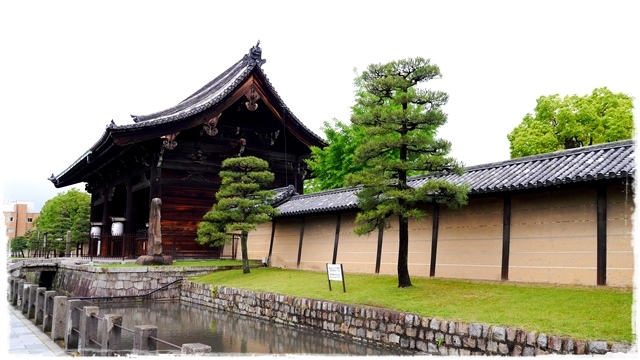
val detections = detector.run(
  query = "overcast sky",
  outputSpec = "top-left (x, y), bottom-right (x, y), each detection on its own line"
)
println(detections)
top-left (1, 0), bottom-right (638, 212)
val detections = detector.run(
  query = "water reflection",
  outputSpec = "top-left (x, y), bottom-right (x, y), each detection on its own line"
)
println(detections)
top-left (92, 300), bottom-right (409, 356)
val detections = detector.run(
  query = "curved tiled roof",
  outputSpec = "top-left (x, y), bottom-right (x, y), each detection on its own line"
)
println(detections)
top-left (116, 42), bottom-right (325, 145)
top-left (275, 140), bottom-right (635, 217)
top-left (276, 186), bottom-right (360, 217)
top-left (50, 43), bottom-right (326, 187)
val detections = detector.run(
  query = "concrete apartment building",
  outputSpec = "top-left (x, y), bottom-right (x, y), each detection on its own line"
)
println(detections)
top-left (4, 201), bottom-right (39, 241)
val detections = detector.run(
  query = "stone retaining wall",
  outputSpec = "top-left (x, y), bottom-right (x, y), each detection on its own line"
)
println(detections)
top-left (53, 264), bottom-right (235, 299)
top-left (180, 281), bottom-right (635, 356)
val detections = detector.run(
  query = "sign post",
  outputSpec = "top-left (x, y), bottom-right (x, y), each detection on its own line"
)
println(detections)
top-left (326, 263), bottom-right (346, 292)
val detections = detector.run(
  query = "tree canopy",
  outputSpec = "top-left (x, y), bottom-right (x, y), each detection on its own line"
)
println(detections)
top-left (196, 156), bottom-right (278, 273)
top-left (305, 120), bottom-right (367, 193)
top-left (10, 235), bottom-right (28, 257)
top-left (346, 57), bottom-right (469, 288)
top-left (507, 87), bottom-right (634, 158)
top-left (34, 188), bottom-right (90, 254)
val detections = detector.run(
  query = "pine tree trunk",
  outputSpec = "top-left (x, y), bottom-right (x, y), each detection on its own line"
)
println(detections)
top-left (397, 214), bottom-right (412, 287)
top-left (241, 231), bottom-right (250, 274)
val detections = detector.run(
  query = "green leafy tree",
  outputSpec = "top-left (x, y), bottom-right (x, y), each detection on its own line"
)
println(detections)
top-left (34, 188), bottom-right (91, 254)
top-left (196, 156), bottom-right (279, 274)
top-left (346, 57), bottom-right (469, 288)
top-left (507, 87), bottom-right (634, 158)
top-left (10, 235), bottom-right (28, 257)
top-left (305, 120), bottom-right (367, 192)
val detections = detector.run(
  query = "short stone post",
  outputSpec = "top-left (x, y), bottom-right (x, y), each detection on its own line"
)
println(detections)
top-left (79, 306), bottom-right (100, 355)
top-left (101, 314), bottom-right (123, 356)
top-left (51, 296), bottom-right (68, 341)
top-left (13, 278), bottom-right (21, 305)
top-left (34, 287), bottom-right (47, 326)
top-left (9, 278), bottom-right (16, 305)
top-left (43, 291), bottom-right (56, 332)
top-left (27, 284), bottom-right (38, 319)
top-left (65, 230), bottom-right (72, 257)
top-left (133, 325), bottom-right (158, 355)
top-left (182, 343), bottom-right (212, 354)
top-left (21, 283), bottom-right (31, 314)
top-left (66, 299), bottom-right (85, 350)
top-left (8, 278), bottom-right (15, 304)
top-left (16, 279), bottom-right (25, 306)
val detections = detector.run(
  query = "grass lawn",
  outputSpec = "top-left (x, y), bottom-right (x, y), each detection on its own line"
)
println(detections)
top-left (191, 267), bottom-right (635, 342)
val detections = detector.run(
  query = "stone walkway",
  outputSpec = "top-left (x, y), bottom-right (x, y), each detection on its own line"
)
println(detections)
top-left (6, 304), bottom-right (68, 357)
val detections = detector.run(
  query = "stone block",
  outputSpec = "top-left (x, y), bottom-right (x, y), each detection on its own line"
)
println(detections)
top-left (456, 321), bottom-right (468, 336)
top-left (525, 331), bottom-right (537, 346)
top-left (522, 346), bottom-right (535, 356)
top-left (448, 321), bottom-right (456, 334)
top-left (548, 335), bottom-right (562, 352)
top-left (487, 340), bottom-right (498, 354)
top-left (492, 326), bottom-right (506, 342)
top-left (587, 341), bottom-right (608, 355)
top-left (439, 320), bottom-right (448, 333)
top-left (537, 333), bottom-right (547, 349)
top-left (469, 323), bottom-right (483, 338)
top-left (181, 343), bottom-right (211, 354)
top-left (512, 344), bottom-right (522, 356)
top-left (463, 336), bottom-right (476, 348)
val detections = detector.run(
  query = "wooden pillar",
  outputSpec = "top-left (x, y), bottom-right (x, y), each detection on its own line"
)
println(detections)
top-left (149, 154), bottom-right (161, 201)
top-left (296, 217), bottom-right (305, 269)
top-left (429, 203), bottom-right (440, 277)
top-left (101, 186), bottom-right (111, 239)
top-left (125, 178), bottom-right (135, 234)
top-left (90, 191), bottom-right (100, 222)
top-left (267, 220), bottom-right (276, 266)
top-left (331, 214), bottom-right (341, 264)
top-left (597, 187), bottom-right (607, 285)
top-left (501, 196), bottom-right (512, 281)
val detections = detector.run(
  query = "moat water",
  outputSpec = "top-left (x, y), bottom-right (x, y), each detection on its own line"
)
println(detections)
top-left (86, 299), bottom-right (410, 356)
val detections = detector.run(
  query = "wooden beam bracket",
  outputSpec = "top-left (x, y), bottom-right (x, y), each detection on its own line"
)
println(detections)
top-left (244, 86), bottom-right (260, 111)
top-left (203, 114), bottom-right (221, 136)
top-left (161, 132), bottom-right (179, 150)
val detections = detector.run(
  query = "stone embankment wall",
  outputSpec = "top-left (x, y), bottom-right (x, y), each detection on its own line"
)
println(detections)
top-left (53, 264), bottom-right (234, 299)
top-left (180, 281), bottom-right (634, 356)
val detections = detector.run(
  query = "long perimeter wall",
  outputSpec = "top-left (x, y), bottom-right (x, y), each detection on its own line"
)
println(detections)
top-left (248, 184), bottom-right (634, 287)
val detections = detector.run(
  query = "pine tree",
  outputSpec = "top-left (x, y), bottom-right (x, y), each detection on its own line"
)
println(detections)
top-left (347, 57), bottom-right (469, 287)
top-left (196, 156), bottom-right (278, 274)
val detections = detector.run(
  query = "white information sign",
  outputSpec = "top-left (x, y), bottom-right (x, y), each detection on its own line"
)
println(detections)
top-left (327, 264), bottom-right (343, 281)
top-left (326, 263), bottom-right (346, 292)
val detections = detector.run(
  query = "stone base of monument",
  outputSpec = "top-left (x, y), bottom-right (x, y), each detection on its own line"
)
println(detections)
top-left (135, 255), bottom-right (173, 266)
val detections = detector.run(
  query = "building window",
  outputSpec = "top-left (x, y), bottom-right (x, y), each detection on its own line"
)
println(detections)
top-left (8, 216), bottom-right (14, 222)
top-left (7, 228), bottom-right (14, 233)
top-left (27, 218), bottom-right (33, 223)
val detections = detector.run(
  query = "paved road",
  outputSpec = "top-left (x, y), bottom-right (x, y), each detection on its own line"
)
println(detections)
top-left (6, 304), bottom-right (68, 357)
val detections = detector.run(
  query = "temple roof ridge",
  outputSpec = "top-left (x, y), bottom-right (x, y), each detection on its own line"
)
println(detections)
top-left (130, 42), bottom-right (264, 124)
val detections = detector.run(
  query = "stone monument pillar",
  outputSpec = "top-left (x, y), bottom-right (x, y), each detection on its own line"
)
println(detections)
top-left (135, 198), bottom-right (173, 265)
